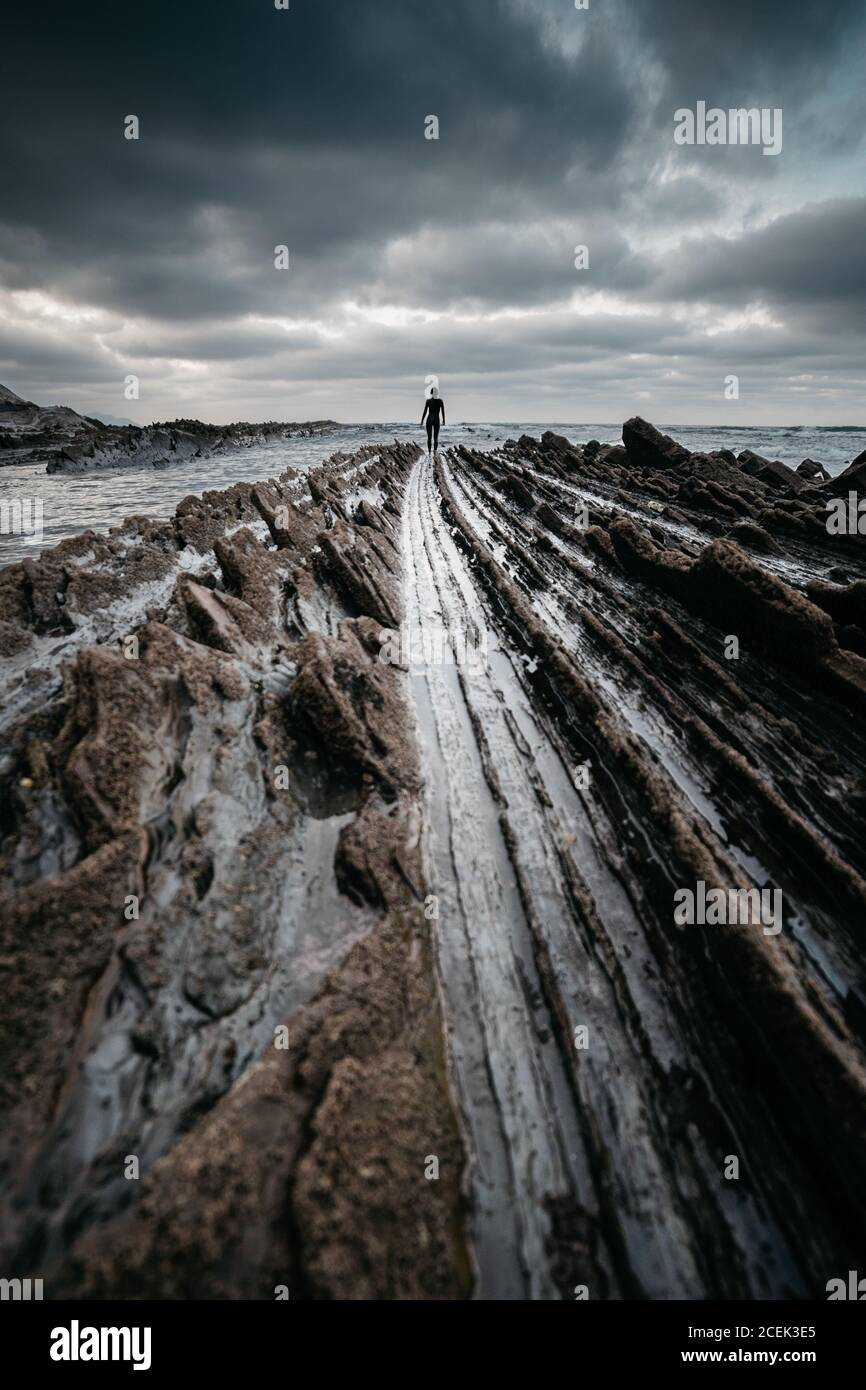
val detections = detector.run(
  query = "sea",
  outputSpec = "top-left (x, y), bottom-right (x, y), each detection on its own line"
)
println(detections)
top-left (1, 422), bottom-right (863, 568)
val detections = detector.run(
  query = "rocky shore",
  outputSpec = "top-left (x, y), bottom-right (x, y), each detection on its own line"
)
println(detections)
top-left (1, 418), bottom-right (865, 1299)
top-left (0, 381), bottom-right (338, 474)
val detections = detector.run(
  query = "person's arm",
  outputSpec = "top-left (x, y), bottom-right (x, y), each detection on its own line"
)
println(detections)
top-left (421, 400), bottom-right (429, 426)
top-left (441, 399), bottom-right (445, 426)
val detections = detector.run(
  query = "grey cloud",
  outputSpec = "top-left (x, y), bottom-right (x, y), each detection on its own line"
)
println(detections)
top-left (0, 1), bottom-right (864, 423)
top-left (655, 198), bottom-right (866, 318)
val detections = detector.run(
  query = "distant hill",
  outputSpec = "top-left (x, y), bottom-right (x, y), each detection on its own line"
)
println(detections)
top-left (85, 411), bottom-right (143, 428)
top-left (0, 382), bottom-right (103, 455)
top-left (0, 382), bottom-right (339, 472)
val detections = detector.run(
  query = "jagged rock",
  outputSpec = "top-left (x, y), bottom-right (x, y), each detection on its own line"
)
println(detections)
top-left (836, 624), bottom-right (866, 657)
top-left (806, 578), bottom-right (866, 633)
top-left (291, 618), bottom-right (416, 798)
top-left (622, 416), bottom-right (690, 470)
top-left (0, 831), bottom-right (146, 1166)
top-left (822, 456), bottom-right (866, 496)
top-left (213, 527), bottom-right (294, 624)
top-left (48, 427), bottom-right (205, 474)
top-left (797, 459), bottom-right (831, 482)
top-left (540, 430), bottom-right (574, 455)
top-left (727, 521), bottom-right (782, 554)
top-left (676, 476), bottom-right (742, 521)
top-left (689, 453), bottom-right (765, 501)
top-left (738, 449), bottom-right (808, 493)
top-left (179, 576), bottom-right (269, 655)
top-left (501, 473), bottom-right (536, 509)
top-left (689, 539), bottom-right (836, 667)
top-left (608, 517), bottom-right (691, 594)
top-left (757, 505), bottom-right (817, 538)
top-left (314, 519), bottom-right (401, 629)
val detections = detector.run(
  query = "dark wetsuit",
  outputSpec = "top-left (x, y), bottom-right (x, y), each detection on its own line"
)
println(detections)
top-left (421, 395), bottom-right (445, 451)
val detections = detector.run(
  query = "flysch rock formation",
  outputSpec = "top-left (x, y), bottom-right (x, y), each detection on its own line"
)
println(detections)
top-left (0, 380), bottom-right (338, 473)
top-left (1, 418), bottom-right (865, 1299)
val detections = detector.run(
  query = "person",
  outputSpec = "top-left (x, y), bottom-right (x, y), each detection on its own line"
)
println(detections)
top-left (421, 386), bottom-right (445, 453)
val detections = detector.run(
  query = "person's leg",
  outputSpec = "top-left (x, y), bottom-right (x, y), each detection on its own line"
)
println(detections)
top-left (426, 420), bottom-right (433, 453)
top-left (433, 420), bottom-right (440, 451)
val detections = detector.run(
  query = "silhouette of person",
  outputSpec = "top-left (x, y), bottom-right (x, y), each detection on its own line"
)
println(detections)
top-left (421, 386), bottom-right (445, 454)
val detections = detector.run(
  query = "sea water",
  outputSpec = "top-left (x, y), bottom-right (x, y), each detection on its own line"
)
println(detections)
top-left (1, 422), bottom-right (863, 567)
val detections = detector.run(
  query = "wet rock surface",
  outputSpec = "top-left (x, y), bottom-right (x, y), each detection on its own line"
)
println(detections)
top-left (1, 440), bottom-right (469, 1298)
top-left (1, 418), bottom-right (866, 1299)
top-left (404, 421), bottom-right (866, 1298)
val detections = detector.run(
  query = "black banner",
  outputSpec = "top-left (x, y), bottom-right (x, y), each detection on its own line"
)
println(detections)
top-left (2, 1298), bottom-right (862, 1374)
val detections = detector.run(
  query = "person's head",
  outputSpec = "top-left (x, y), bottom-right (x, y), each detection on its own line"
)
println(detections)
top-left (431, 386), bottom-right (439, 398)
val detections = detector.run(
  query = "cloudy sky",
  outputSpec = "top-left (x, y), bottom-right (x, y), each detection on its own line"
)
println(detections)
top-left (2, 0), bottom-right (865, 425)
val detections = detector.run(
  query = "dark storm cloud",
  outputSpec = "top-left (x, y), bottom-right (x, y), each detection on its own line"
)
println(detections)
top-left (633, 177), bottom-right (725, 227)
top-left (0, 323), bottom-right (111, 383)
top-left (655, 198), bottom-right (866, 316)
top-left (0, 1), bottom-right (865, 421)
top-left (627, 0), bottom-right (866, 95)
top-left (621, 0), bottom-right (866, 186)
top-left (0, 0), bottom-right (638, 322)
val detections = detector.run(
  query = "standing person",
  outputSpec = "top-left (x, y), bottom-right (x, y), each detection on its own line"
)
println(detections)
top-left (421, 386), bottom-right (445, 454)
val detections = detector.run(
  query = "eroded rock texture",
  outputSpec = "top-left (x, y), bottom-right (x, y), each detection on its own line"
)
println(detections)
top-left (402, 421), bottom-right (866, 1298)
top-left (0, 442), bottom-right (469, 1299)
top-left (2, 418), bottom-right (865, 1300)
